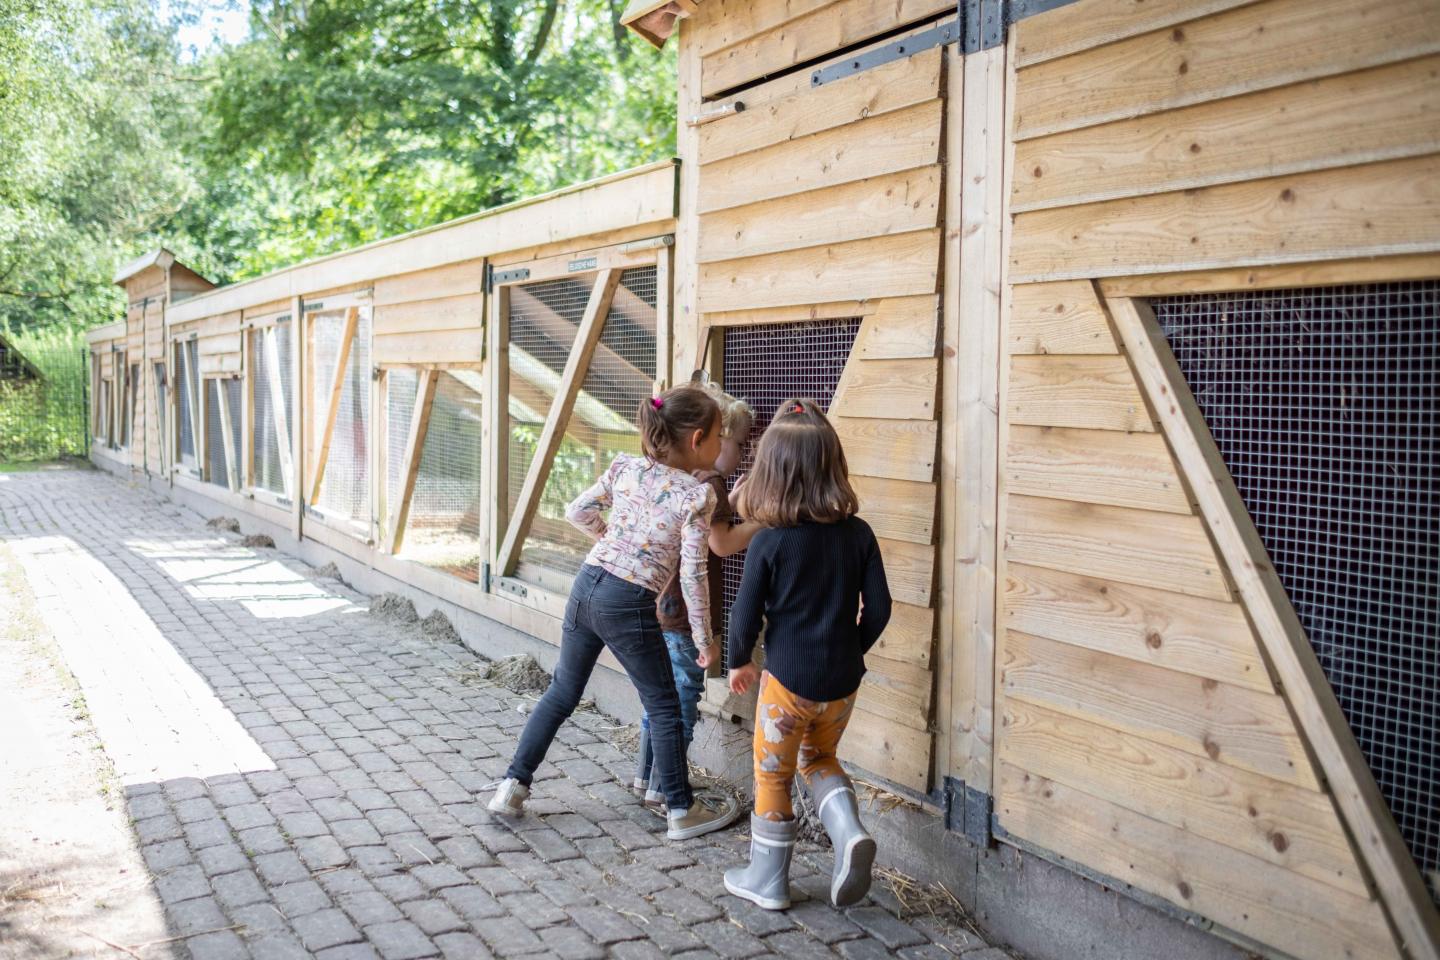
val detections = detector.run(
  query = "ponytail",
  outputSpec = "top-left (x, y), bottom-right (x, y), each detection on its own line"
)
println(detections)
top-left (638, 384), bottom-right (720, 462)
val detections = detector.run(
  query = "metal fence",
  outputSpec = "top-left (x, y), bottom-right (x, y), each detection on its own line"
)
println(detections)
top-left (0, 329), bottom-right (89, 463)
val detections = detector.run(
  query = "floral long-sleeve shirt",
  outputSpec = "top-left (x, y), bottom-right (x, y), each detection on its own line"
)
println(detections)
top-left (564, 454), bottom-right (718, 649)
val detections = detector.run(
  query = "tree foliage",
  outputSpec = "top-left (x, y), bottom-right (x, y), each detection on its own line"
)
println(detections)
top-left (0, 0), bottom-right (677, 333)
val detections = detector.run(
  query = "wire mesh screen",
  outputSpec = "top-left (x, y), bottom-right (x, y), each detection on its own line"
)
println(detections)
top-left (717, 318), bottom-right (862, 658)
top-left (205, 379), bottom-right (228, 488)
top-left (1151, 282), bottom-right (1439, 900)
top-left (506, 272), bottom-right (597, 576)
top-left (518, 266), bottom-right (658, 579)
top-left (385, 369), bottom-right (419, 531)
top-left (153, 363), bottom-right (166, 470)
top-left (176, 343), bottom-right (198, 469)
top-left (225, 378), bottom-right (242, 489)
top-left (311, 308), bottom-right (372, 530)
top-left (399, 371), bottom-right (485, 582)
top-left (251, 326), bottom-right (293, 498)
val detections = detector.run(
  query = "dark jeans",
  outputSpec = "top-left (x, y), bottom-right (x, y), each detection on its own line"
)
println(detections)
top-left (506, 564), bottom-right (694, 811)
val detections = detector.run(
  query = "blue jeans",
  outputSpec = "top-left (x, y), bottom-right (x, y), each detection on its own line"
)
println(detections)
top-left (506, 565), bottom-right (694, 811)
top-left (636, 630), bottom-right (706, 789)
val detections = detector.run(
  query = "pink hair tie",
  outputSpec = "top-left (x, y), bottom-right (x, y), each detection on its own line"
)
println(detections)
top-left (651, 396), bottom-right (664, 409)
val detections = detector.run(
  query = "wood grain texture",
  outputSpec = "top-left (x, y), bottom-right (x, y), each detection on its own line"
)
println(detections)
top-left (852, 295), bottom-right (938, 360)
top-left (835, 417), bottom-right (939, 484)
top-left (373, 330), bottom-right (486, 366)
top-left (831, 356), bottom-right (938, 421)
top-left (1000, 700), bottom-right (1369, 896)
top-left (1014, 0), bottom-right (1256, 68)
top-left (1005, 493), bottom-right (1230, 601)
top-left (1002, 631), bottom-right (1318, 789)
top-left (372, 259), bottom-right (485, 306)
top-left (1004, 561), bottom-right (1269, 692)
top-left (373, 294), bottom-right (484, 336)
top-left (1008, 280), bottom-right (1117, 354)
top-left (995, 763), bottom-right (1396, 960)
top-left (1014, 55), bottom-right (1440, 211)
top-left (1013, 153), bottom-right (1440, 283)
top-left (879, 536), bottom-right (934, 608)
top-left (1014, 0), bottom-right (1440, 140)
top-left (690, 0), bottom-right (836, 60)
top-left (1008, 355), bottom-right (1154, 432)
top-left (699, 0), bottom-right (953, 97)
top-left (858, 655), bottom-right (933, 731)
top-left (838, 702), bottom-right (931, 791)
top-left (698, 167), bottom-right (942, 264)
top-left (1006, 424), bottom-right (1190, 514)
top-left (698, 47), bottom-right (942, 164)
top-left (697, 228), bottom-right (941, 313)
top-left (698, 101), bottom-right (942, 214)
top-left (868, 600), bottom-right (934, 667)
top-left (1109, 296), bottom-right (1440, 958)
top-left (1099, 251), bottom-right (1440, 298)
top-left (852, 475), bottom-right (935, 545)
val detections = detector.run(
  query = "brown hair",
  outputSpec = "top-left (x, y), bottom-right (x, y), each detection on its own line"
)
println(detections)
top-left (693, 375), bottom-right (755, 443)
top-left (742, 398), bottom-right (859, 527)
top-left (637, 384), bottom-right (720, 461)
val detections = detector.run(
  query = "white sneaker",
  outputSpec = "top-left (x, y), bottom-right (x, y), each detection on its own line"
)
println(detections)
top-left (487, 777), bottom-right (529, 816)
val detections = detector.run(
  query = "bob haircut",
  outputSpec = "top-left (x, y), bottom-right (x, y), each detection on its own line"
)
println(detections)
top-left (742, 397), bottom-right (859, 527)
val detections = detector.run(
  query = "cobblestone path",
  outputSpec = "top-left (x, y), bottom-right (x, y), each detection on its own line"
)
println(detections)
top-left (0, 468), bottom-right (1008, 960)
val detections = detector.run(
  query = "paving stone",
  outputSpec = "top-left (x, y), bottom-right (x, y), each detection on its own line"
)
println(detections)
top-left (238, 824), bottom-right (290, 856)
top-left (351, 844), bottom-right (404, 878)
top-left (640, 914), bottom-right (707, 956)
top-left (520, 828), bottom-right (580, 863)
top-left (364, 919), bottom-right (439, 960)
top-left (473, 914), bottom-right (544, 956)
top-left (611, 943), bottom-right (667, 960)
top-left (224, 802), bottom-right (276, 831)
top-left (243, 931), bottom-right (312, 960)
top-left (439, 884), bottom-right (505, 922)
top-left (184, 817), bottom-right (235, 850)
top-left (845, 906), bottom-right (926, 950)
top-left (128, 792), bottom-right (169, 821)
top-left (401, 899), bottom-right (466, 937)
top-left (538, 925), bottom-right (604, 960)
top-left (606, 862), bottom-right (673, 896)
top-left (212, 868), bottom-right (269, 910)
top-left (174, 796), bottom-right (221, 823)
top-left (790, 901), bottom-right (865, 944)
top-left (167, 895), bottom-right (229, 935)
top-left (338, 890), bottom-right (405, 927)
top-left (273, 879), bottom-right (332, 918)
top-left (314, 797), bottom-right (366, 822)
top-left (279, 810), bottom-right (331, 839)
top-left (907, 916), bottom-right (987, 954)
top-left (255, 850), bottom-right (311, 886)
top-left (649, 885), bottom-right (724, 925)
top-left (497, 891), bottom-right (568, 928)
top-left (835, 938), bottom-right (897, 960)
top-left (142, 839), bottom-right (193, 873)
top-left (188, 929), bottom-right (250, 960)
top-left (155, 864), bottom-right (211, 904)
top-left (689, 919), bottom-right (769, 959)
top-left (294, 907), bottom-right (365, 952)
top-left (135, 814), bottom-right (184, 844)
top-left (410, 863), bottom-right (470, 891)
top-left (728, 896), bottom-right (796, 937)
top-left (369, 808), bottom-right (421, 836)
top-left (567, 905), bottom-right (646, 945)
top-left (434, 932), bottom-right (496, 960)
top-left (317, 945), bottom-right (383, 960)
top-left (388, 832), bottom-right (443, 866)
top-left (297, 834), bottom-right (353, 870)
top-left (197, 843), bottom-right (250, 878)
top-left (768, 931), bottom-right (841, 960)
top-left (332, 818), bottom-right (386, 848)
top-left (317, 868), bottom-right (377, 899)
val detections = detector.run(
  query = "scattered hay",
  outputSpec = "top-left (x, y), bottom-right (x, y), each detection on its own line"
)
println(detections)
top-left (877, 865), bottom-right (982, 939)
top-left (240, 533), bottom-right (275, 548)
top-left (791, 779), bottom-right (828, 845)
top-left (480, 654), bottom-right (551, 695)
top-left (314, 561), bottom-right (345, 582)
top-left (206, 516), bottom-right (240, 533)
top-left (370, 593), bottom-right (419, 624)
top-left (420, 610), bottom-right (460, 644)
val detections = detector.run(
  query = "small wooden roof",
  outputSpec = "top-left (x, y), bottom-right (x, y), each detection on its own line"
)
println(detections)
top-left (112, 248), bottom-right (214, 294)
top-left (620, 0), bottom-right (697, 48)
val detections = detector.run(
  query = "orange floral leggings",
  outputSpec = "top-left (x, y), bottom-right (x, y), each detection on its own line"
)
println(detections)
top-left (752, 671), bottom-right (856, 821)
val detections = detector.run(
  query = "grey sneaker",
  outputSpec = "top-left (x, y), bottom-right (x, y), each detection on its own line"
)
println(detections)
top-left (667, 791), bottom-right (741, 841)
top-left (487, 778), bottom-right (529, 817)
top-left (643, 788), bottom-right (667, 818)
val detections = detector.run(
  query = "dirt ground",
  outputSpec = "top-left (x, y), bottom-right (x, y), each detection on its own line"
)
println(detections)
top-left (0, 544), bottom-right (177, 960)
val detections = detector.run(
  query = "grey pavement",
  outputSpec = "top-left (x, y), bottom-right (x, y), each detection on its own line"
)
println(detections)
top-left (0, 468), bottom-right (1002, 960)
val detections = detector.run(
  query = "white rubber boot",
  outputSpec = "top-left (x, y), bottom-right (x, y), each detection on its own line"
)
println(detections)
top-left (723, 814), bottom-right (797, 910)
top-left (812, 773), bottom-right (875, 907)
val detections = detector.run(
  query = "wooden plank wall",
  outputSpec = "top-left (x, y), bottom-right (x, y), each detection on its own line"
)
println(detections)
top-left (688, 0), bottom-right (950, 792)
top-left (996, 1), bottom-right (1440, 957)
top-left (372, 260), bottom-right (486, 366)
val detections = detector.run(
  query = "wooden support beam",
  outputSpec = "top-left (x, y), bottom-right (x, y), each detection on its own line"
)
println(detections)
top-left (309, 307), bottom-right (360, 505)
top-left (386, 369), bottom-right (439, 554)
top-left (1108, 294), bottom-right (1440, 960)
top-left (215, 378), bottom-right (239, 491)
top-left (263, 327), bottom-right (296, 500)
top-left (496, 269), bottom-right (622, 576)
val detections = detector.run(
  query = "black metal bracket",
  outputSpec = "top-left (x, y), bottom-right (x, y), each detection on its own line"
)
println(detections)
top-left (811, 18), bottom-right (959, 87)
top-left (943, 775), bottom-right (995, 847)
top-left (485, 266), bottom-right (530, 294)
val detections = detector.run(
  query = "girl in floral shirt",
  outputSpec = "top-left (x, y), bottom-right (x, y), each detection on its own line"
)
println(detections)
top-left (489, 384), bottom-right (742, 841)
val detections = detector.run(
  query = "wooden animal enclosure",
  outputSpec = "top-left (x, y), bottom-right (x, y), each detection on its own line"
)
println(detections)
top-left (86, 1), bottom-right (1440, 958)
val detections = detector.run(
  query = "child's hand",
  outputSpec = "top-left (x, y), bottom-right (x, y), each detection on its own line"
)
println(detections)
top-left (696, 644), bottom-right (714, 669)
top-left (730, 474), bottom-right (749, 516)
top-left (729, 662), bottom-right (759, 695)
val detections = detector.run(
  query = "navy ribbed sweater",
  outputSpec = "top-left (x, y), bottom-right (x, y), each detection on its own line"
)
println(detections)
top-left (726, 516), bottom-right (892, 702)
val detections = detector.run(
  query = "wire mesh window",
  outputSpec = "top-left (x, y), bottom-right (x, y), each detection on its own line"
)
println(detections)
top-left (176, 341), bottom-right (199, 471)
top-left (385, 369), bottom-right (419, 532)
top-left (153, 363), bottom-right (166, 470)
top-left (310, 307), bottom-right (372, 530)
top-left (205, 379), bottom-right (229, 488)
top-left (1151, 282), bottom-right (1439, 900)
top-left (251, 324), bottom-right (293, 499)
top-left (127, 363), bottom-right (139, 450)
top-left (97, 378), bottom-right (111, 443)
top-left (508, 267), bottom-right (658, 581)
top-left (717, 318), bottom-right (862, 657)
top-left (225, 378), bottom-right (242, 488)
top-left (398, 371), bottom-right (485, 582)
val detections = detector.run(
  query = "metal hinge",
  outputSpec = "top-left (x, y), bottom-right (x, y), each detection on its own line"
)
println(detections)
top-left (812, 18), bottom-right (958, 87)
top-left (484, 265), bottom-right (530, 293)
top-left (943, 775), bottom-right (995, 847)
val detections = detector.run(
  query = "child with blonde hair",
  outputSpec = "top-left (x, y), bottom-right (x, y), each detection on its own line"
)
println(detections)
top-left (723, 398), bottom-right (892, 909)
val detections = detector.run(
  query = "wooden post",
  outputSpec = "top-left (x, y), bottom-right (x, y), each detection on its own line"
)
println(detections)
top-left (309, 306), bottom-right (360, 505)
top-left (485, 282), bottom-right (511, 580)
top-left (495, 268), bottom-right (621, 576)
top-left (1109, 294), bottom-right (1440, 960)
top-left (290, 300), bottom-right (304, 539)
top-left (386, 369), bottom-right (439, 554)
top-left (656, 243), bottom-right (673, 389)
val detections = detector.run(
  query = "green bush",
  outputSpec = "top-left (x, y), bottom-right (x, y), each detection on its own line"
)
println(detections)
top-left (0, 327), bottom-right (88, 463)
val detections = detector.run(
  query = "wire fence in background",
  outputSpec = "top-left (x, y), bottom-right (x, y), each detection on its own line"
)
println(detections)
top-left (0, 326), bottom-right (90, 463)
